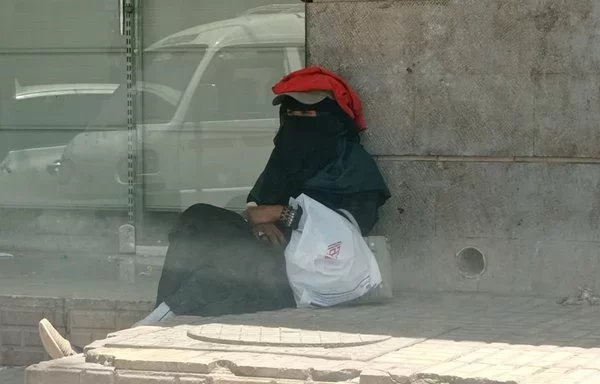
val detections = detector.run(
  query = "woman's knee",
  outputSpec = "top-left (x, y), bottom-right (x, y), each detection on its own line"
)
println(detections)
top-left (178, 203), bottom-right (223, 223)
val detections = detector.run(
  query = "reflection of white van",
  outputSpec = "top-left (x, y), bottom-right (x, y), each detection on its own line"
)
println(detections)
top-left (54, 6), bottom-right (305, 211)
top-left (0, 81), bottom-right (118, 162)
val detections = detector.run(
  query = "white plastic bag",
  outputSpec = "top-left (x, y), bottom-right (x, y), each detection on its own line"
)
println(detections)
top-left (284, 194), bottom-right (382, 307)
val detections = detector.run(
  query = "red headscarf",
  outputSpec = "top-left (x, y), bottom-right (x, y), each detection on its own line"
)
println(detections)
top-left (272, 66), bottom-right (367, 131)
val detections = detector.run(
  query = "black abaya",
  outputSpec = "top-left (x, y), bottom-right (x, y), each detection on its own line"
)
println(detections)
top-left (156, 203), bottom-right (295, 316)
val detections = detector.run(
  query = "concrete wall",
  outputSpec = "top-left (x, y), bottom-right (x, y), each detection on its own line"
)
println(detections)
top-left (307, 0), bottom-right (600, 297)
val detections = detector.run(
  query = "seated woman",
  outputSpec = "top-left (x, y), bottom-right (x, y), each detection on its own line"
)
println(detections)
top-left (37, 72), bottom-right (390, 359)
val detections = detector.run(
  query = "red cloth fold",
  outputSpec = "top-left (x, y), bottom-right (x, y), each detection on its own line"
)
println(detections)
top-left (272, 66), bottom-right (366, 131)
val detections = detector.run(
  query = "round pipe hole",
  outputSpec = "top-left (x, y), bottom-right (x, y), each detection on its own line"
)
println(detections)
top-left (456, 247), bottom-right (486, 278)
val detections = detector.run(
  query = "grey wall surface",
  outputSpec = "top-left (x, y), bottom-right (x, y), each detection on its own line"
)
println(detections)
top-left (307, 0), bottom-right (600, 297)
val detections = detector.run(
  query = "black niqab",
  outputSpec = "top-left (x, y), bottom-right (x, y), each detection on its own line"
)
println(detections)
top-left (248, 97), bottom-right (390, 208)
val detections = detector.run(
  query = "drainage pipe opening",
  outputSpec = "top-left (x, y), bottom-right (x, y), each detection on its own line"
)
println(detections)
top-left (456, 247), bottom-right (486, 278)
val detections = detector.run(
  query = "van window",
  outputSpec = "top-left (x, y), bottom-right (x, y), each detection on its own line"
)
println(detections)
top-left (86, 47), bottom-right (206, 128)
top-left (8, 93), bottom-right (111, 128)
top-left (184, 47), bottom-right (286, 122)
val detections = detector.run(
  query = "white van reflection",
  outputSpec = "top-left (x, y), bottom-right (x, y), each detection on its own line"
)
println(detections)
top-left (53, 5), bottom-right (305, 212)
top-left (0, 82), bottom-right (118, 208)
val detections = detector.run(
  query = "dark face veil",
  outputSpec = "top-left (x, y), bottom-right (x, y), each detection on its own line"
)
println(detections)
top-left (250, 97), bottom-right (357, 205)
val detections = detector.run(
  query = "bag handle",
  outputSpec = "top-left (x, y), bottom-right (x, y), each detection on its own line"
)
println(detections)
top-left (337, 209), bottom-right (361, 232)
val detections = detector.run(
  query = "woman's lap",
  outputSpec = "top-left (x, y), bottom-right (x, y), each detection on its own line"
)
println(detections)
top-left (156, 203), bottom-right (294, 315)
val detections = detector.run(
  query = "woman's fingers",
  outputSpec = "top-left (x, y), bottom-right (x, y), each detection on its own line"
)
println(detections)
top-left (265, 225), bottom-right (286, 247)
top-left (266, 230), bottom-right (281, 246)
top-left (272, 226), bottom-right (287, 246)
top-left (253, 226), bottom-right (269, 242)
top-left (253, 224), bottom-right (286, 246)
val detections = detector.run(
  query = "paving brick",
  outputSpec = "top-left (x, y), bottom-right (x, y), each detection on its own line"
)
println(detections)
top-left (421, 361), bottom-right (466, 376)
top-left (15, 293), bottom-right (600, 383)
top-left (113, 349), bottom-right (210, 373)
top-left (495, 366), bottom-right (542, 381)
top-left (467, 364), bottom-right (514, 379)
top-left (477, 349), bottom-right (521, 365)
top-left (521, 367), bottom-right (571, 384)
top-left (449, 363), bottom-right (494, 378)
top-left (92, 329), bottom-right (116, 342)
top-left (577, 372), bottom-right (600, 384)
top-left (528, 351), bottom-right (575, 367)
top-left (560, 368), bottom-right (600, 383)
top-left (454, 347), bottom-right (502, 363)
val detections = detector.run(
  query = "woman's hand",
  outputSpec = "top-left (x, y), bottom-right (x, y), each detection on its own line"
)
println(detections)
top-left (252, 223), bottom-right (286, 247)
top-left (245, 205), bottom-right (284, 226)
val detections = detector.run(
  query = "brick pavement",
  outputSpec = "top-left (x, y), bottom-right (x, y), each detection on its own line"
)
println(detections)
top-left (25, 293), bottom-right (600, 384)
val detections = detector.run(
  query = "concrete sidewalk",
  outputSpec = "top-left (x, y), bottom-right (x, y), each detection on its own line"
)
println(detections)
top-left (25, 293), bottom-right (600, 384)
top-left (0, 366), bottom-right (25, 384)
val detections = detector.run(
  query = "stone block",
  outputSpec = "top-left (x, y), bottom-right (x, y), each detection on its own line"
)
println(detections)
top-left (1, 346), bottom-right (46, 366)
top-left (23, 328), bottom-right (46, 347)
top-left (378, 160), bottom-right (600, 295)
top-left (115, 370), bottom-right (177, 384)
top-left (81, 370), bottom-right (115, 384)
top-left (308, 0), bottom-right (539, 156)
top-left (533, 74), bottom-right (600, 157)
top-left (519, 241), bottom-right (599, 296)
top-left (511, 164), bottom-right (600, 242)
top-left (179, 377), bottom-right (208, 384)
top-left (65, 298), bottom-right (118, 311)
top-left (70, 310), bottom-right (117, 329)
top-left (308, 0), bottom-right (599, 159)
top-left (524, 0), bottom-right (600, 75)
top-left (373, 160), bottom-right (437, 241)
top-left (115, 310), bottom-right (147, 330)
top-left (1, 308), bottom-right (56, 326)
top-left (0, 296), bottom-right (63, 309)
top-left (25, 367), bottom-right (80, 384)
top-left (1, 327), bottom-right (22, 346)
top-left (69, 330), bottom-right (94, 348)
top-left (115, 300), bottom-right (154, 312)
top-left (412, 74), bottom-right (534, 156)
top-left (308, 0), bottom-right (534, 76)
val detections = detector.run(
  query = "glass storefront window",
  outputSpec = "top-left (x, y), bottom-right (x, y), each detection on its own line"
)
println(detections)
top-left (0, 0), bottom-right (304, 301)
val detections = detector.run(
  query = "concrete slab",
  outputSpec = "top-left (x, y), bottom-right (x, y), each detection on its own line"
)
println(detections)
top-left (375, 160), bottom-right (600, 296)
top-left (25, 293), bottom-right (600, 384)
top-left (533, 74), bottom-right (600, 157)
top-left (307, 0), bottom-right (600, 157)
